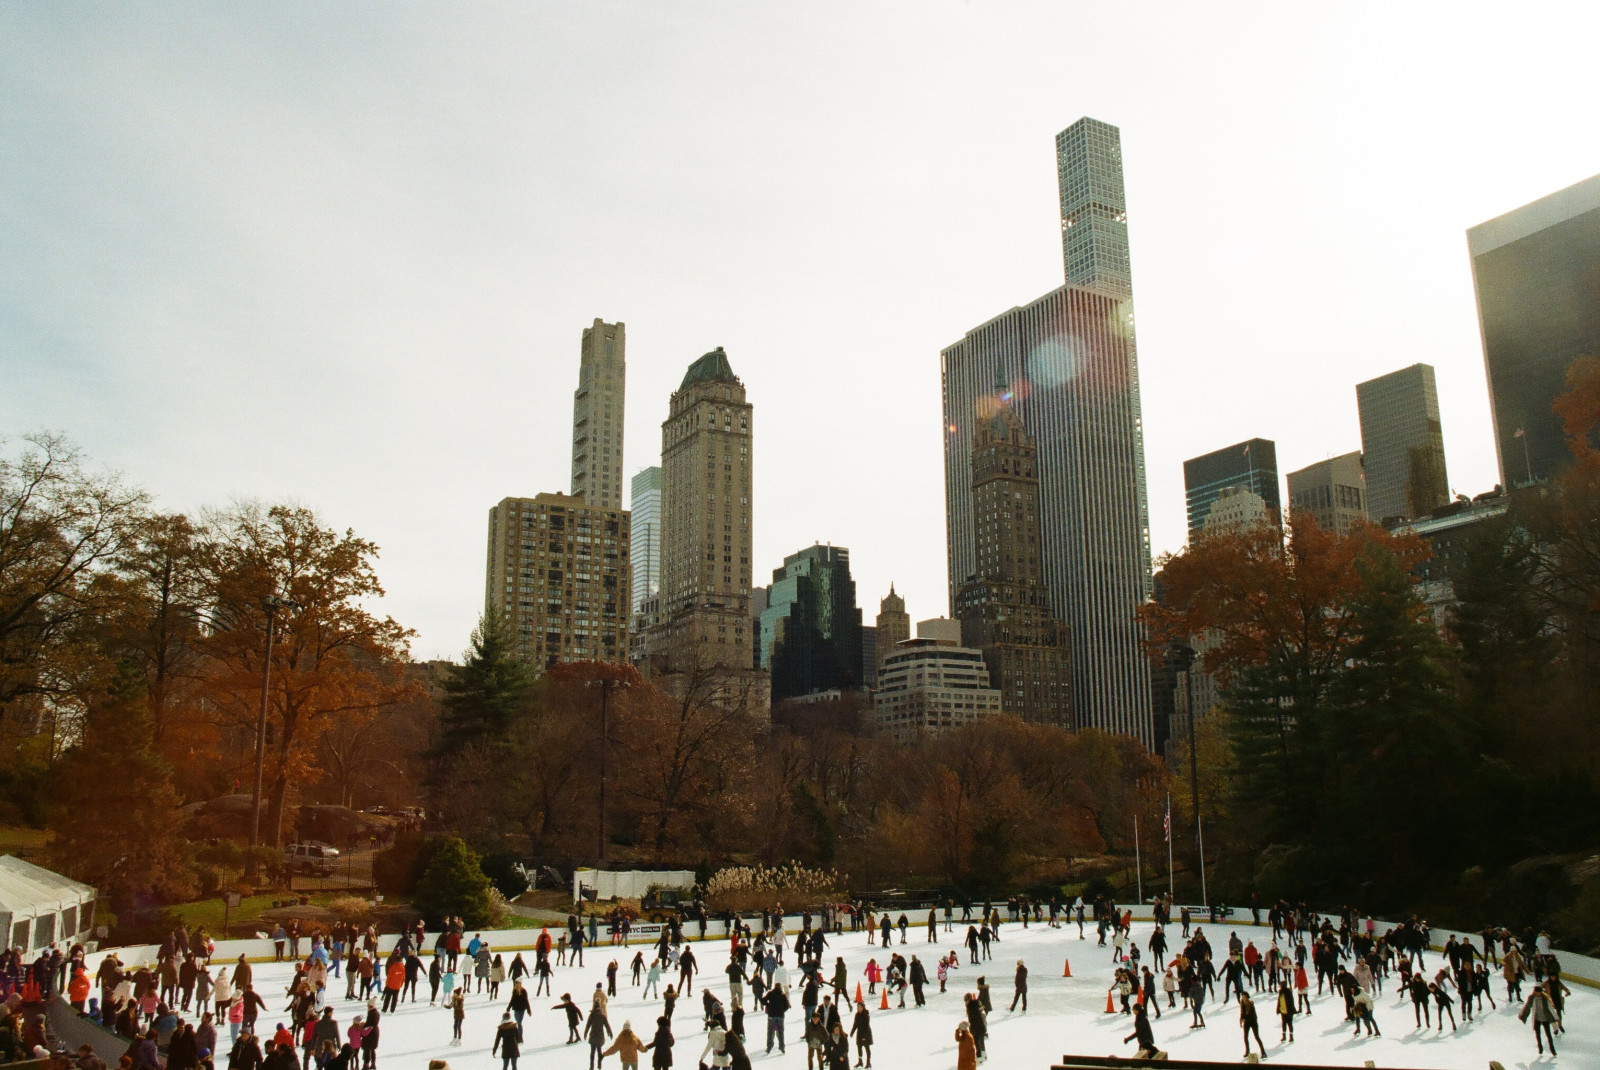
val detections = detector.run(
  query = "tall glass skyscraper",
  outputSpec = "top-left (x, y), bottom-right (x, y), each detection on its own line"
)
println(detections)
top-left (758, 544), bottom-right (863, 700)
top-left (629, 467), bottom-right (662, 614)
top-left (942, 117), bottom-right (1154, 746)
top-left (1469, 172), bottom-right (1600, 487)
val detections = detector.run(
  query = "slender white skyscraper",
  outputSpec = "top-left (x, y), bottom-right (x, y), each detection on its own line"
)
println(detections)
top-left (942, 117), bottom-right (1154, 747)
top-left (571, 319), bottom-right (625, 510)
top-left (629, 466), bottom-right (662, 614)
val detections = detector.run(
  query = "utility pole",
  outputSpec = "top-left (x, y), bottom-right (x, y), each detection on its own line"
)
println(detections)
top-left (586, 677), bottom-right (632, 861)
top-left (247, 595), bottom-right (298, 881)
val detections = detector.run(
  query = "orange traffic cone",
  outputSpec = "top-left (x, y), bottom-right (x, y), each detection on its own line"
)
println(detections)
top-left (880, 985), bottom-right (890, 1010)
top-left (1105, 988), bottom-right (1115, 1014)
top-left (1062, 958), bottom-right (1072, 978)
top-left (855, 982), bottom-right (864, 1005)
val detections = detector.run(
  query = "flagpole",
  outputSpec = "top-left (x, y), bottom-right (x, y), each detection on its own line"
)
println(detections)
top-left (1134, 814), bottom-right (1143, 905)
top-left (1197, 815), bottom-right (1209, 908)
top-left (1166, 793), bottom-right (1174, 898)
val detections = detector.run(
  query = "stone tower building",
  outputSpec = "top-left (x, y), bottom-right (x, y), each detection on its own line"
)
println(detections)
top-left (954, 378), bottom-right (1073, 726)
top-left (646, 348), bottom-right (759, 678)
top-left (874, 585), bottom-right (910, 669)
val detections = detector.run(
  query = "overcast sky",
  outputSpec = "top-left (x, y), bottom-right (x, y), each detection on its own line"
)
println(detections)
top-left (4, 2), bottom-right (1598, 661)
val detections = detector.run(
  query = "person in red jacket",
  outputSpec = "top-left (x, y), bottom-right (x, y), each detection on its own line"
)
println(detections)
top-left (381, 956), bottom-right (406, 1013)
top-left (68, 967), bottom-right (91, 1012)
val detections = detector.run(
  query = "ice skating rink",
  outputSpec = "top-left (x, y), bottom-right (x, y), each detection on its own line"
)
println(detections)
top-left (246, 919), bottom-right (1596, 1068)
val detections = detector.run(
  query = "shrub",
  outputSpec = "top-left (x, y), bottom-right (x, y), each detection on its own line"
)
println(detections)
top-left (374, 831), bottom-right (446, 897)
top-left (328, 896), bottom-right (372, 924)
top-left (412, 837), bottom-right (493, 928)
top-left (479, 852), bottom-right (529, 900)
top-left (704, 862), bottom-right (844, 915)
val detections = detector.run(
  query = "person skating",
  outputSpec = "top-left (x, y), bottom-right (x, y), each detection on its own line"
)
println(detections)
top-left (1275, 983), bottom-right (1295, 1042)
top-left (954, 1022), bottom-right (976, 1070)
top-left (1008, 960), bottom-right (1027, 1013)
top-left (644, 1015), bottom-right (674, 1069)
top-left (554, 993), bottom-right (584, 1043)
top-left (1189, 973), bottom-right (1207, 1029)
top-left (506, 980), bottom-right (530, 1039)
top-left (761, 983), bottom-right (789, 1055)
top-left (962, 992), bottom-right (987, 1064)
top-left (804, 1012), bottom-right (828, 1070)
top-left (491, 1012), bottom-right (521, 1070)
top-left (602, 1020), bottom-right (646, 1070)
top-left (1429, 981), bottom-right (1457, 1032)
top-left (848, 999), bottom-right (871, 1068)
top-left (1519, 982), bottom-right (1558, 1057)
top-left (1121, 1002), bottom-right (1157, 1059)
top-left (449, 990), bottom-right (464, 1045)
top-left (1408, 973), bottom-right (1431, 1028)
top-left (585, 998), bottom-right (614, 1070)
top-left (1351, 988), bottom-right (1380, 1038)
top-left (1238, 992), bottom-right (1265, 1059)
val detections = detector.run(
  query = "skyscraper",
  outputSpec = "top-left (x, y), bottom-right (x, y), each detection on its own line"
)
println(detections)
top-left (1057, 118), bottom-right (1132, 299)
top-left (954, 389), bottom-right (1072, 725)
top-left (629, 467), bottom-right (662, 614)
top-left (570, 319), bottom-right (626, 510)
top-left (874, 585), bottom-right (910, 670)
top-left (1357, 364), bottom-right (1449, 524)
top-left (1182, 438), bottom-right (1281, 539)
top-left (645, 348), bottom-right (758, 678)
top-left (1469, 172), bottom-right (1600, 487)
top-left (1286, 452), bottom-right (1367, 536)
top-left (942, 116), bottom-right (1153, 745)
top-left (484, 493), bottom-right (631, 668)
top-left (758, 544), bottom-right (863, 700)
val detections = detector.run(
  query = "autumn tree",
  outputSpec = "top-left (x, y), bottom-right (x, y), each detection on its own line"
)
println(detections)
top-left (197, 503), bottom-right (414, 847)
top-left (0, 433), bottom-right (146, 722)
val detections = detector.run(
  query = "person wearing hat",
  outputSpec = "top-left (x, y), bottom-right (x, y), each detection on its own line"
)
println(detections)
top-left (1008, 960), bottom-right (1028, 1013)
top-left (602, 1019), bottom-right (647, 1070)
top-left (491, 1011), bottom-right (522, 1070)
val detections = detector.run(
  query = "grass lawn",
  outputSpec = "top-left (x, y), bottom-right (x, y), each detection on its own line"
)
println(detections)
top-left (168, 893), bottom-right (348, 936)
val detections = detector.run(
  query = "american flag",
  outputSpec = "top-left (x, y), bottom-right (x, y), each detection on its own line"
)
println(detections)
top-left (1163, 799), bottom-right (1171, 843)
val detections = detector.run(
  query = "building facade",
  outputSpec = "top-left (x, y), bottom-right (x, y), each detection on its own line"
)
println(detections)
top-left (629, 467), bottom-right (662, 614)
top-left (873, 637), bottom-right (1003, 742)
top-left (1469, 172), bottom-right (1600, 487)
top-left (953, 393), bottom-right (1073, 725)
top-left (1357, 364), bottom-right (1450, 524)
top-left (757, 544), bottom-right (864, 700)
top-left (1202, 485), bottom-right (1273, 534)
top-left (485, 493), bottom-right (631, 669)
top-left (1286, 452), bottom-right (1368, 536)
top-left (1397, 489), bottom-right (1511, 625)
top-left (1182, 438), bottom-right (1280, 539)
top-left (874, 585), bottom-right (911, 670)
top-left (860, 626), bottom-right (878, 689)
top-left (943, 116), bottom-right (1152, 746)
top-left (644, 348), bottom-right (758, 677)
top-left (570, 319), bottom-right (626, 510)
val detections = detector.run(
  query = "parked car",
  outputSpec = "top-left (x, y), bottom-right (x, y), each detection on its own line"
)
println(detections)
top-left (285, 842), bottom-right (340, 876)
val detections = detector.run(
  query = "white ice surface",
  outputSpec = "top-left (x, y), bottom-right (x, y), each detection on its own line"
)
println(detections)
top-left (240, 920), bottom-right (1596, 1068)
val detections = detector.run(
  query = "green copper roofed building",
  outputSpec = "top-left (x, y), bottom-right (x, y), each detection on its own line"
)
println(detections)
top-left (759, 544), bottom-right (864, 701)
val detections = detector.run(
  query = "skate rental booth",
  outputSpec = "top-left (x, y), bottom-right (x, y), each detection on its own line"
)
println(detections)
top-left (0, 854), bottom-right (97, 952)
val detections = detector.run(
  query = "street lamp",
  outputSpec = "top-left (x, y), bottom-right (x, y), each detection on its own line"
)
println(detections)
top-left (247, 594), bottom-right (299, 881)
top-left (586, 677), bottom-right (632, 861)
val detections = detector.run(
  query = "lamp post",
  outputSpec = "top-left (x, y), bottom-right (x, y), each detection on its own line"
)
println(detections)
top-left (586, 677), bottom-right (632, 861)
top-left (247, 594), bottom-right (299, 881)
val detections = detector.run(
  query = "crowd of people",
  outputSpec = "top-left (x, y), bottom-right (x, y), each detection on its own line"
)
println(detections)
top-left (8, 890), bottom-right (1588, 1069)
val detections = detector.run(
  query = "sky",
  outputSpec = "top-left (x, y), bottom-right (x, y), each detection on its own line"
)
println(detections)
top-left (4, 2), bottom-right (1599, 661)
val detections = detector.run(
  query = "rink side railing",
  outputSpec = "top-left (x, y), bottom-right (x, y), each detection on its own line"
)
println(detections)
top-left (79, 902), bottom-right (1600, 990)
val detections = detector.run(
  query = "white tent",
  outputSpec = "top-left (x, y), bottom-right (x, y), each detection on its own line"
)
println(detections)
top-left (572, 868), bottom-right (695, 903)
top-left (0, 855), bottom-right (97, 951)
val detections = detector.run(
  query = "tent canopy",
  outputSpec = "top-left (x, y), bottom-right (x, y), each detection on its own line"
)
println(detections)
top-left (0, 855), bottom-right (96, 918)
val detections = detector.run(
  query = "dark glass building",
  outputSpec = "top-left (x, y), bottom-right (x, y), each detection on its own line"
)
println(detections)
top-left (758, 544), bottom-right (863, 700)
top-left (1469, 172), bottom-right (1600, 487)
top-left (1181, 438), bottom-right (1280, 540)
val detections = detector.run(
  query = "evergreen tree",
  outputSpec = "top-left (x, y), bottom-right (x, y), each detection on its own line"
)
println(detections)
top-left (50, 664), bottom-right (196, 917)
top-left (412, 836), bottom-right (494, 927)
top-left (1322, 543), bottom-right (1464, 875)
top-left (432, 611), bottom-right (533, 758)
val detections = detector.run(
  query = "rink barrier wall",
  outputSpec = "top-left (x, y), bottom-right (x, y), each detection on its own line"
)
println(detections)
top-left (79, 904), bottom-right (1600, 991)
